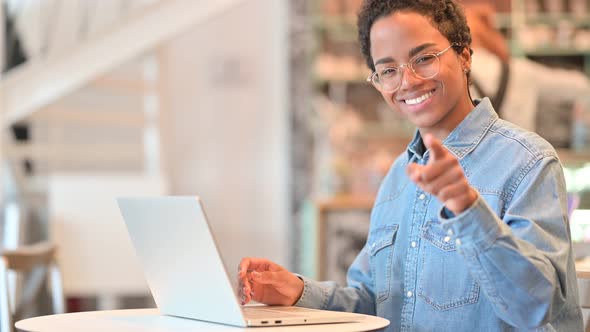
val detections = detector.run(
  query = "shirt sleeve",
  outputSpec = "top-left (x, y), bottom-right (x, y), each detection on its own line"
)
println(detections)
top-left (294, 246), bottom-right (376, 315)
top-left (438, 156), bottom-right (575, 329)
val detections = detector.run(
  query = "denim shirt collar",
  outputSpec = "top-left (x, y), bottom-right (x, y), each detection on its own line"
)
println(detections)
top-left (407, 98), bottom-right (498, 161)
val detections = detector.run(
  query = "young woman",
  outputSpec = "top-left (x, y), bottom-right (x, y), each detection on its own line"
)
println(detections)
top-left (238, 1), bottom-right (583, 330)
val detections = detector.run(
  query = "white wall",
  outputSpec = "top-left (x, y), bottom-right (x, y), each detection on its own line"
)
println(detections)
top-left (160, 0), bottom-right (290, 282)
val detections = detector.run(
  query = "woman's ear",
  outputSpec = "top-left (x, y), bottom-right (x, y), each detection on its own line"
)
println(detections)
top-left (460, 47), bottom-right (472, 73)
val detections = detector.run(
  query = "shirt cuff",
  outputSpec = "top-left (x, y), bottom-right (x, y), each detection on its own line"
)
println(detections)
top-left (293, 274), bottom-right (328, 309)
top-left (438, 194), bottom-right (505, 254)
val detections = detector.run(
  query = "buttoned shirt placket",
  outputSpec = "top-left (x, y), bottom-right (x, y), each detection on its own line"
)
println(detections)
top-left (400, 153), bottom-right (431, 331)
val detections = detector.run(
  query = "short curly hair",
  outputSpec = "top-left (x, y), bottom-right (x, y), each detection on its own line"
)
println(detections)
top-left (357, 0), bottom-right (472, 72)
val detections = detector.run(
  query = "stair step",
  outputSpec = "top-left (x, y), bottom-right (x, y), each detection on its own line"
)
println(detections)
top-left (5, 143), bottom-right (143, 163)
top-left (31, 107), bottom-right (146, 128)
top-left (1, 0), bottom-right (245, 127)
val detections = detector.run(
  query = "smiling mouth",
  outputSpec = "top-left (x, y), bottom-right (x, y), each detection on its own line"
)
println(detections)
top-left (403, 90), bottom-right (435, 105)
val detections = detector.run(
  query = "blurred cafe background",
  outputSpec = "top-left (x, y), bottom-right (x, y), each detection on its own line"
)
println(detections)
top-left (1, 0), bottom-right (590, 329)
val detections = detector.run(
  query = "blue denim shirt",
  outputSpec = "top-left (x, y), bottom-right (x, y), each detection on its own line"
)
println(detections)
top-left (297, 99), bottom-right (583, 331)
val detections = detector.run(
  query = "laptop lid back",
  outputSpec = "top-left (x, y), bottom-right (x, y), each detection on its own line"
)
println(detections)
top-left (117, 196), bottom-right (246, 327)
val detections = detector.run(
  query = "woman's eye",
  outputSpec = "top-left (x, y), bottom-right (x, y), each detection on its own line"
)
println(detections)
top-left (379, 68), bottom-right (397, 78)
top-left (415, 55), bottom-right (436, 65)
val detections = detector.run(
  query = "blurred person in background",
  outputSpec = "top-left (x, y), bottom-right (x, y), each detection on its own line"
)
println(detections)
top-left (466, 3), bottom-right (590, 133)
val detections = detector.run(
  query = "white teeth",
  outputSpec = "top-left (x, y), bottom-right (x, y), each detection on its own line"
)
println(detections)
top-left (405, 91), bottom-right (433, 105)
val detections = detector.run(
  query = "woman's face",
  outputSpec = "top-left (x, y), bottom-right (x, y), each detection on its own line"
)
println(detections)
top-left (370, 11), bottom-right (473, 139)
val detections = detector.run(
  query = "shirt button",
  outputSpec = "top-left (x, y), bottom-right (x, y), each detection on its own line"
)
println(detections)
top-left (411, 241), bottom-right (417, 248)
top-left (443, 236), bottom-right (451, 243)
top-left (419, 193), bottom-right (426, 200)
top-left (455, 239), bottom-right (462, 246)
top-left (406, 291), bottom-right (413, 298)
top-left (447, 229), bottom-right (454, 236)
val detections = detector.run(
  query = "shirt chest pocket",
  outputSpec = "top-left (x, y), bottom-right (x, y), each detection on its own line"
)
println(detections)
top-left (418, 220), bottom-right (480, 310)
top-left (368, 224), bottom-right (399, 304)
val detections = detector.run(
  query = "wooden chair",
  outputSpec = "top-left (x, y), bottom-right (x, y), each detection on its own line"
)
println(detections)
top-left (0, 242), bottom-right (64, 332)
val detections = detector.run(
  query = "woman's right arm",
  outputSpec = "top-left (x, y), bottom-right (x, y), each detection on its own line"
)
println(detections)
top-left (238, 247), bottom-right (376, 315)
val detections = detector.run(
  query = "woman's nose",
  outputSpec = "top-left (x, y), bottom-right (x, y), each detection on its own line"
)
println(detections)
top-left (397, 67), bottom-right (423, 92)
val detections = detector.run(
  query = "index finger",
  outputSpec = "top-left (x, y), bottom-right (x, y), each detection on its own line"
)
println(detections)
top-left (423, 133), bottom-right (447, 161)
top-left (238, 257), bottom-right (275, 277)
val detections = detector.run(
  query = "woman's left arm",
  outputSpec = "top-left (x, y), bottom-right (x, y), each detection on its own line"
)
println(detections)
top-left (439, 156), bottom-right (574, 329)
top-left (408, 134), bottom-right (576, 329)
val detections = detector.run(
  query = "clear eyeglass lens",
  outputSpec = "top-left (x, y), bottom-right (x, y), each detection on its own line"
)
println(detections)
top-left (413, 54), bottom-right (438, 77)
top-left (374, 54), bottom-right (441, 92)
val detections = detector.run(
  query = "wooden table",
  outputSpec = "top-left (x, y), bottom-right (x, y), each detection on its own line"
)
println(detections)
top-left (577, 257), bottom-right (590, 279)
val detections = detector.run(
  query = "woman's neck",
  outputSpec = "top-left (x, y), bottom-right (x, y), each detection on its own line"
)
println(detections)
top-left (420, 95), bottom-right (475, 142)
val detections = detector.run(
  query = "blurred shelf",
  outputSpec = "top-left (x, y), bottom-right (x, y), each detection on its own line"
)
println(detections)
top-left (313, 15), bottom-right (357, 29)
top-left (360, 123), bottom-right (413, 140)
top-left (496, 12), bottom-right (590, 28)
top-left (575, 253), bottom-right (590, 279)
top-left (316, 194), bottom-right (375, 211)
top-left (523, 14), bottom-right (590, 27)
top-left (558, 149), bottom-right (590, 167)
top-left (314, 77), bottom-right (368, 84)
top-left (521, 48), bottom-right (590, 56)
top-left (312, 15), bottom-right (358, 42)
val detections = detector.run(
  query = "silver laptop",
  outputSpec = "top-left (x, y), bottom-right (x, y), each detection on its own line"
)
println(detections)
top-left (117, 196), bottom-right (362, 327)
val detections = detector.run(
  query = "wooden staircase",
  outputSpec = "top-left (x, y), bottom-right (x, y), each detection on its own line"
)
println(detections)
top-left (0, 0), bottom-right (246, 225)
top-left (0, 0), bottom-right (246, 312)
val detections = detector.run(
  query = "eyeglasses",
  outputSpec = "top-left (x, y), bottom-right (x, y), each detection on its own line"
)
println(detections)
top-left (367, 43), bottom-right (458, 93)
